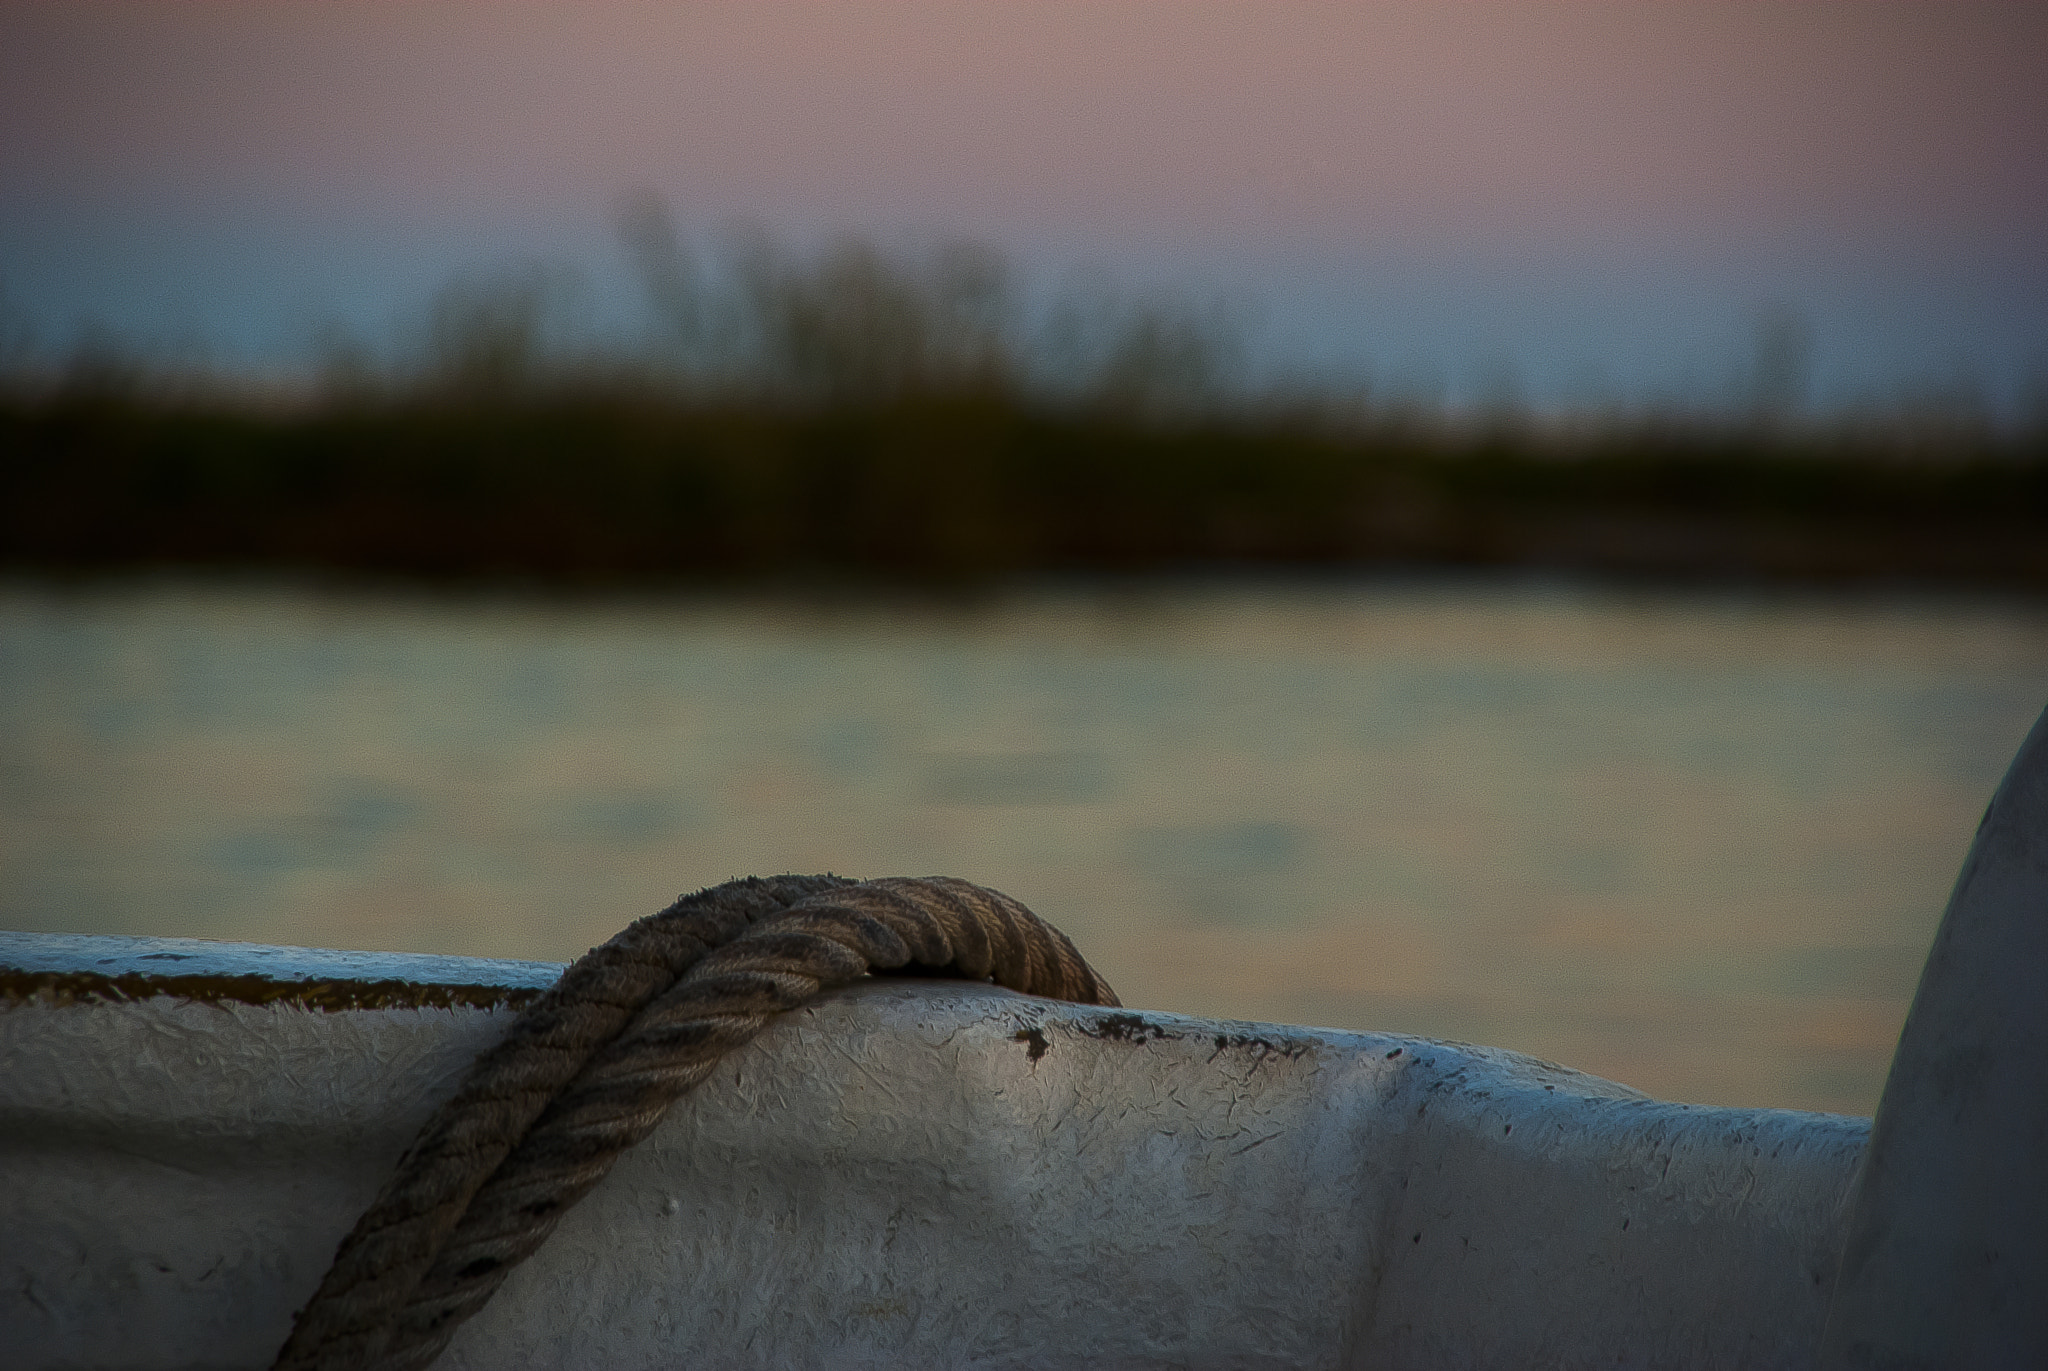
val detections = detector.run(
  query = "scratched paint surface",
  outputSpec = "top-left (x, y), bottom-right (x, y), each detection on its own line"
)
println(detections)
top-left (0, 978), bottom-right (1867, 1369)
top-left (4, 577), bottom-right (2043, 1111)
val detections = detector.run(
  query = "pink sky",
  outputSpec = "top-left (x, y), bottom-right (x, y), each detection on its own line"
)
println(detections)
top-left (4, 1), bottom-right (2045, 408)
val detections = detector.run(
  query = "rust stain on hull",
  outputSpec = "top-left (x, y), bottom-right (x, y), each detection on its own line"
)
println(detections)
top-left (1, 967), bottom-right (546, 1013)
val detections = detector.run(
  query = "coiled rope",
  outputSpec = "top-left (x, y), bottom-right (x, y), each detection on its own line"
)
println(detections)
top-left (271, 873), bottom-right (1119, 1371)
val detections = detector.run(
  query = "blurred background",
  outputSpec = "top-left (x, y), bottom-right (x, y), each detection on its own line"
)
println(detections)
top-left (4, 1), bottom-right (2045, 1113)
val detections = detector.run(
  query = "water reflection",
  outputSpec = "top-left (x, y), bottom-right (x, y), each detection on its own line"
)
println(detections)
top-left (3, 576), bottom-right (2043, 1113)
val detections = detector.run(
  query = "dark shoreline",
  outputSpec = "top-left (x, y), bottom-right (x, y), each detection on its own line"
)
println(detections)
top-left (6, 390), bottom-right (2043, 592)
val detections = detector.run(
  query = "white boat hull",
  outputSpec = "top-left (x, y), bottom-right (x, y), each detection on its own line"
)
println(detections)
top-left (3, 933), bottom-right (1865, 1370)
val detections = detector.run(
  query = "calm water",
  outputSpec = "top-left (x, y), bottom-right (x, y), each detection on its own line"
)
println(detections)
top-left (4, 577), bottom-right (2044, 1113)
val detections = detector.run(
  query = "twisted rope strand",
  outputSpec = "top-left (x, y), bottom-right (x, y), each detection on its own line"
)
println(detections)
top-left (272, 874), bottom-right (1116, 1371)
top-left (270, 873), bottom-right (851, 1371)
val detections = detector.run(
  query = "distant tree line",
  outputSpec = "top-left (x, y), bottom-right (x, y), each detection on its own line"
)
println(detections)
top-left (2, 202), bottom-right (2044, 588)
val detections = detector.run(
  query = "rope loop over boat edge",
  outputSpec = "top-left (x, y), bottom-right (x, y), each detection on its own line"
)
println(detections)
top-left (270, 873), bottom-right (1119, 1371)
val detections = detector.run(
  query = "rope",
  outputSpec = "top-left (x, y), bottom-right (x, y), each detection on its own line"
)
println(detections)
top-left (271, 874), bottom-right (1119, 1371)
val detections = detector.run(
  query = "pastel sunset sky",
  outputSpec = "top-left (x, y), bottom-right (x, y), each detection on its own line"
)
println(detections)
top-left (3, 1), bottom-right (2043, 412)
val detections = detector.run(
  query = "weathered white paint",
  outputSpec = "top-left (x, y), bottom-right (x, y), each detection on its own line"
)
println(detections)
top-left (3, 932), bottom-right (1868, 1370)
top-left (1822, 703), bottom-right (2048, 1369)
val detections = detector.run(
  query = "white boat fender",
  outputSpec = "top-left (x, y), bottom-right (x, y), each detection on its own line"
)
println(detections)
top-left (1822, 701), bottom-right (2048, 1368)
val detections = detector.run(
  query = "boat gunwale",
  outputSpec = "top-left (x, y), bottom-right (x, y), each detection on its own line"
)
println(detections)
top-left (0, 931), bottom-right (561, 1012)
